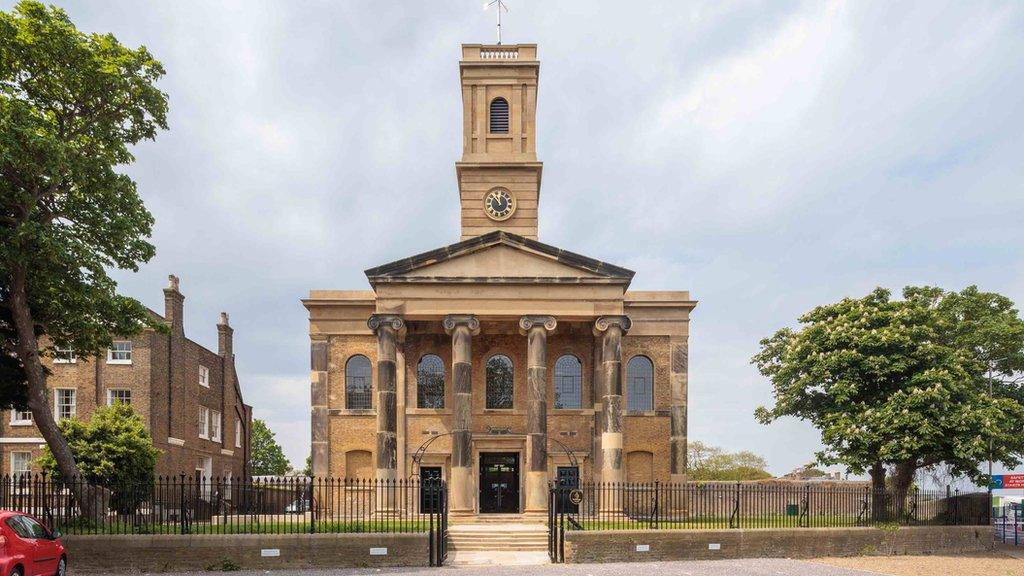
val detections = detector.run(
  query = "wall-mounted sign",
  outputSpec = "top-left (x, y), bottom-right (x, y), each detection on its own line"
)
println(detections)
top-left (990, 474), bottom-right (1024, 489)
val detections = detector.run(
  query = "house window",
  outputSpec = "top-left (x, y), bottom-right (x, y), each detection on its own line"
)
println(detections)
top-left (10, 409), bottom-right (33, 425)
top-left (107, 389), bottom-right (132, 406)
top-left (235, 418), bottom-right (242, 448)
top-left (417, 354), bottom-right (445, 409)
top-left (211, 410), bottom-right (222, 442)
top-left (199, 406), bottom-right (210, 439)
top-left (485, 354), bottom-right (514, 409)
top-left (199, 365), bottom-right (210, 387)
top-left (345, 355), bottom-right (372, 410)
top-left (489, 97), bottom-right (509, 133)
top-left (626, 356), bottom-right (654, 412)
top-left (554, 355), bottom-right (582, 409)
top-left (10, 452), bottom-right (32, 481)
top-left (54, 389), bottom-right (76, 420)
top-left (107, 341), bottom-right (132, 364)
top-left (53, 348), bottom-right (76, 364)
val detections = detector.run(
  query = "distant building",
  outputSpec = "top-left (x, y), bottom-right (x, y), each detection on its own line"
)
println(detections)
top-left (1, 275), bottom-right (252, 482)
top-left (782, 467), bottom-right (848, 482)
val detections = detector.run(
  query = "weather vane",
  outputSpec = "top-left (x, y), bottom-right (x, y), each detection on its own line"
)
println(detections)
top-left (484, 0), bottom-right (509, 45)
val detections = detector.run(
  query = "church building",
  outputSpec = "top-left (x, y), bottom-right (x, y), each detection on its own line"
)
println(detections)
top-left (304, 43), bottom-right (695, 517)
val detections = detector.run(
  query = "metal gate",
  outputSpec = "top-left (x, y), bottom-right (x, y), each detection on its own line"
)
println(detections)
top-left (548, 481), bottom-right (577, 563)
top-left (427, 480), bottom-right (448, 566)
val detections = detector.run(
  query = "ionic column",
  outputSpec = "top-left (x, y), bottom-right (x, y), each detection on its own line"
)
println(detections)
top-left (368, 314), bottom-right (405, 504)
top-left (670, 337), bottom-right (689, 484)
top-left (444, 314), bottom-right (480, 514)
top-left (520, 315), bottom-right (557, 513)
top-left (594, 316), bottom-right (630, 509)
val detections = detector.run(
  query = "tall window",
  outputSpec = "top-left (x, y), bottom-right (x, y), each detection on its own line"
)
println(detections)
top-left (554, 355), bottom-right (582, 409)
top-left (199, 365), bottom-right (210, 387)
top-left (345, 355), bottom-right (373, 409)
top-left (54, 348), bottom-right (76, 364)
top-left (10, 452), bottom-right (32, 481)
top-left (417, 354), bottom-right (445, 409)
top-left (485, 355), bottom-right (514, 409)
top-left (54, 389), bottom-right (76, 420)
top-left (211, 410), bottom-right (222, 442)
top-left (489, 97), bottom-right (509, 133)
top-left (199, 406), bottom-right (210, 439)
top-left (235, 418), bottom-right (243, 448)
top-left (626, 356), bottom-right (654, 412)
top-left (107, 341), bottom-right (132, 364)
top-left (107, 389), bottom-right (131, 406)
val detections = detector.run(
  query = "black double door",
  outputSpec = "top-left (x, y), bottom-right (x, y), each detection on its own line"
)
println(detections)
top-left (479, 453), bottom-right (520, 513)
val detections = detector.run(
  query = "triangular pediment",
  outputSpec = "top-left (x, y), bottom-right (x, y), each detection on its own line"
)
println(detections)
top-left (365, 231), bottom-right (634, 286)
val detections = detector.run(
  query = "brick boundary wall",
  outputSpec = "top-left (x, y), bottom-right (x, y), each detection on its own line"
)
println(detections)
top-left (63, 533), bottom-right (428, 573)
top-left (565, 526), bottom-right (991, 563)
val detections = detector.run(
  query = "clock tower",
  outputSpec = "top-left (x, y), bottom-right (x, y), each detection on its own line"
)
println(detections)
top-left (456, 44), bottom-right (542, 240)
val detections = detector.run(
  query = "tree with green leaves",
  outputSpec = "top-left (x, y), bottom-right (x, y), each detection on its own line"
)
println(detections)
top-left (250, 419), bottom-right (290, 476)
top-left (687, 440), bottom-right (773, 481)
top-left (754, 286), bottom-right (1024, 504)
top-left (1, 1), bottom-right (167, 518)
top-left (38, 402), bottom-right (159, 513)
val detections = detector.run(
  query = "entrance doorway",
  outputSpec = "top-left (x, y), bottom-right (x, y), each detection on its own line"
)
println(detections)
top-left (479, 452), bottom-right (520, 513)
top-left (420, 466), bottom-right (443, 513)
top-left (556, 466), bottom-right (580, 513)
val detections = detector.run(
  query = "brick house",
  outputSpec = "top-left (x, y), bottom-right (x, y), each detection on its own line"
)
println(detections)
top-left (1, 275), bottom-right (252, 483)
top-left (304, 44), bottom-right (696, 517)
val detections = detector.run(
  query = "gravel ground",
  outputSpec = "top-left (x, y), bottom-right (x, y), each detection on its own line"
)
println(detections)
top-left (73, 559), bottom-right (878, 576)
top-left (816, 551), bottom-right (1024, 576)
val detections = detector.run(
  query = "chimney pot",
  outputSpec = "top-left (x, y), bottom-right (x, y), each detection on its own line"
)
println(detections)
top-left (168, 274), bottom-right (180, 291)
top-left (219, 312), bottom-right (230, 326)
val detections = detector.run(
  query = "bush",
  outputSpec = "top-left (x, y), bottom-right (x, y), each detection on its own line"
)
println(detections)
top-left (39, 402), bottom-right (160, 513)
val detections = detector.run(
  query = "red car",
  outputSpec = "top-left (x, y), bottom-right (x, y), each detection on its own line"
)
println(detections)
top-left (0, 511), bottom-right (66, 576)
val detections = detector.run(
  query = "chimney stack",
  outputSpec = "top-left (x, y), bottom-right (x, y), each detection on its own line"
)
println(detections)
top-left (217, 312), bottom-right (233, 357)
top-left (163, 274), bottom-right (185, 336)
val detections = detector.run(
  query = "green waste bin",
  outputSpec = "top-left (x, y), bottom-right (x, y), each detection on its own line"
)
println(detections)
top-left (786, 503), bottom-right (799, 516)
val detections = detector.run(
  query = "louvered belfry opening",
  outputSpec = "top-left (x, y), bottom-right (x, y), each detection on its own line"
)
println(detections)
top-left (489, 97), bottom-right (509, 133)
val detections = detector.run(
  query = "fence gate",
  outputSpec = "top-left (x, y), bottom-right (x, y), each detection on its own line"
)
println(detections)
top-left (427, 480), bottom-right (448, 566)
top-left (548, 482), bottom-right (572, 563)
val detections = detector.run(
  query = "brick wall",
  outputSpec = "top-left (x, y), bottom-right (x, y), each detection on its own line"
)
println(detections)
top-left (63, 533), bottom-right (428, 572)
top-left (564, 525), bottom-right (992, 563)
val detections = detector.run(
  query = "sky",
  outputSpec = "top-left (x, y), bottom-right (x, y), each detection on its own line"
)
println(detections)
top-left (12, 1), bottom-right (1024, 482)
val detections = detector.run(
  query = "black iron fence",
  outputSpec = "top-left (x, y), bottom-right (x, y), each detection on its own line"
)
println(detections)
top-left (0, 473), bottom-right (448, 543)
top-left (549, 481), bottom-right (990, 562)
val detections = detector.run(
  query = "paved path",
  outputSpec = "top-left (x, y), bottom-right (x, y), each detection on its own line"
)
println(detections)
top-left (84, 559), bottom-right (878, 576)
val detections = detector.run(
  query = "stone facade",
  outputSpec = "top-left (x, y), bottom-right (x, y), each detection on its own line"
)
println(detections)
top-left (0, 275), bottom-right (252, 480)
top-left (304, 43), bottom-right (696, 516)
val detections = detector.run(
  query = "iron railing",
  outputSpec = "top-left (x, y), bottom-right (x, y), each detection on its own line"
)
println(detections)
top-left (0, 473), bottom-right (448, 540)
top-left (548, 481), bottom-right (990, 559)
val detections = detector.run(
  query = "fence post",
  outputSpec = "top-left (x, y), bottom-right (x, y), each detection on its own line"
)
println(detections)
top-left (654, 481), bottom-right (660, 530)
top-left (309, 477), bottom-right (316, 534)
top-left (179, 473), bottom-right (187, 535)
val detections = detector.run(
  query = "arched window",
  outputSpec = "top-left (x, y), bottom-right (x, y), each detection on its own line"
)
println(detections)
top-left (489, 97), bottom-right (509, 133)
top-left (417, 354), bottom-right (445, 409)
top-left (345, 355), bottom-right (372, 409)
top-left (626, 356), bottom-right (654, 412)
top-left (554, 355), bottom-right (582, 409)
top-left (485, 354), bottom-right (514, 409)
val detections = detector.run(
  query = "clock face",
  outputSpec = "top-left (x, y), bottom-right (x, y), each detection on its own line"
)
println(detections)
top-left (483, 188), bottom-right (516, 221)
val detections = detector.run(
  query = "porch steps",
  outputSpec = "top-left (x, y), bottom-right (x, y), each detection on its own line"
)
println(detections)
top-left (447, 522), bottom-right (549, 552)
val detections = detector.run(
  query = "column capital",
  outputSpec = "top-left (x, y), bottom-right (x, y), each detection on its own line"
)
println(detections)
top-left (518, 315), bottom-right (557, 335)
top-left (593, 315), bottom-right (631, 336)
top-left (367, 314), bottom-right (405, 334)
top-left (443, 314), bottom-right (480, 335)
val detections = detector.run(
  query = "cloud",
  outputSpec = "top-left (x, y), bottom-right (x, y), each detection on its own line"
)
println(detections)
top-left (21, 0), bottom-right (1024, 480)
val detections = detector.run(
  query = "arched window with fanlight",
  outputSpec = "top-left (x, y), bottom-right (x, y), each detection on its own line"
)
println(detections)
top-left (485, 354), bottom-right (514, 409)
top-left (345, 355), bottom-right (372, 409)
top-left (417, 354), bottom-right (445, 409)
top-left (489, 97), bottom-right (509, 133)
top-left (626, 355), bottom-right (654, 412)
top-left (554, 355), bottom-right (582, 409)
